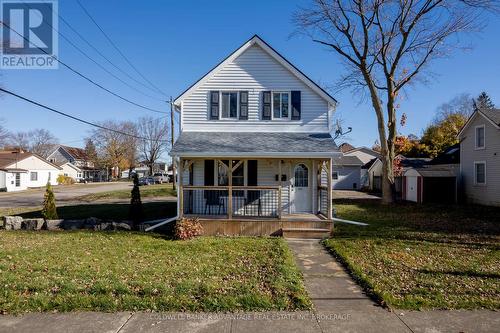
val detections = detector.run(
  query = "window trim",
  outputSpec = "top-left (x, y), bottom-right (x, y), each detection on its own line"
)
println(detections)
top-left (473, 161), bottom-right (486, 186)
top-left (219, 91), bottom-right (239, 120)
top-left (271, 91), bottom-right (291, 121)
top-left (215, 160), bottom-right (247, 187)
top-left (474, 125), bottom-right (485, 150)
top-left (30, 171), bottom-right (38, 181)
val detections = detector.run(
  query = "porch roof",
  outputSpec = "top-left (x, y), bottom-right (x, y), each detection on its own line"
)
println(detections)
top-left (171, 132), bottom-right (339, 158)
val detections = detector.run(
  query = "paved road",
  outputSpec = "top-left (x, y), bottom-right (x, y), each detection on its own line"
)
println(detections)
top-left (0, 240), bottom-right (497, 332)
top-left (0, 182), bottom-right (132, 207)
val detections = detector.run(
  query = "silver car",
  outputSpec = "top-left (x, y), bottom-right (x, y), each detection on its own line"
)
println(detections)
top-left (153, 173), bottom-right (169, 184)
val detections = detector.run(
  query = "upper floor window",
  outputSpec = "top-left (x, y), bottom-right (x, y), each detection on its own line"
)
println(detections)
top-left (475, 125), bottom-right (485, 149)
top-left (272, 92), bottom-right (290, 119)
top-left (221, 92), bottom-right (238, 119)
top-left (474, 161), bottom-right (486, 185)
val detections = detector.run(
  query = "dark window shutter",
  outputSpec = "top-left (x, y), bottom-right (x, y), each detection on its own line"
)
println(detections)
top-left (291, 91), bottom-right (301, 120)
top-left (209, 91), bottom-right (219, 120)
top-left (262, 91), bottom-right (271, 120)
top-left (239, 91), bottom-right (248, 120)
top-left (204, 160), bottom-right (214, 186)
top-left (247, 160), bottom-right (258, 186)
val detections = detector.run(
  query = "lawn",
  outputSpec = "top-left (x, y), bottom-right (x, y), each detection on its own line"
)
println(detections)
top-left (325, 200), bottom-right (500, 310)
top-left (77, 183), bottom-right (176, 202)
top-left (0, 232), bottom-right (310, 314)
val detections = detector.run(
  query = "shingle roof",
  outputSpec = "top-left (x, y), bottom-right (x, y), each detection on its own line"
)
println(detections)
top-left (61, 145), bottom-right (88, 160)
top-left (339, 143), bottom-right (355, 153)
top-left (171, 132), bottom-right (338, 156)
top-left (480, 108), bottom-right (500, 126)
top-left (0, 151), bottom-right (61, 170)
top-left (333, 155), bottom-right (363, 166)
top-left (429, 143), bottom-right (460, 165)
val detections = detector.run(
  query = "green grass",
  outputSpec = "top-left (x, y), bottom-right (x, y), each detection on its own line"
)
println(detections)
top-left (0, 202), bottom-right (177, 222)
top-left (0, 233), bottom-right (310, 313)
top-left (77, 183), bottom-right (176, 202)
top-left (325, 200), bottom-right (500, 310)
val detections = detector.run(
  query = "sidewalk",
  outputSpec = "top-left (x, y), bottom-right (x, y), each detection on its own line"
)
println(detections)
top-left (0, 240), bottom-right (497, 333)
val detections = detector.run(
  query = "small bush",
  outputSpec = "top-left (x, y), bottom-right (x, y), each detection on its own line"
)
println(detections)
top-left (57, 174), bottom-right (75, 185)
top-left (42, 182), bottom-right (58, 220)
top-left (174, 218), bottom-right (203, 240)
top-left (129, 174), bottom-right (142, 230)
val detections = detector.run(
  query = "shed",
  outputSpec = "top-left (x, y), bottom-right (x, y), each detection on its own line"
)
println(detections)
top-left (403, 167), bottom-right (457, 204)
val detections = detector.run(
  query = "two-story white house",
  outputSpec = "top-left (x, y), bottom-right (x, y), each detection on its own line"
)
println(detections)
top-left (47, 145), bottom-right (103, 182)
top-left (170, 35), bottom-right (340, 238)
top-left (458, 107), bottom-right (500, 206)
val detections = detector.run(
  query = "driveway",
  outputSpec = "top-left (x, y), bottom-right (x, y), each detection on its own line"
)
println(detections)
top-left (333, 190), bottom-right (381, 200)
top-left (0, 182), bottom-right (132, 207)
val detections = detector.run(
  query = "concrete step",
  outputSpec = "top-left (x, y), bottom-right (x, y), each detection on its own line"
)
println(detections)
top-left (282, 228), bottom-right (331, 239)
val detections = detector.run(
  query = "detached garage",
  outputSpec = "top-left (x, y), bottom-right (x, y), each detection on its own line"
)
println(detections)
top-left (403, 167), bottom-right (457, 204)
top-left (332, 155), bottom-right (364, 190)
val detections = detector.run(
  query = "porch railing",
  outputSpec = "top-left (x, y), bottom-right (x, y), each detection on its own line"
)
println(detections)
top-left (182, 186), bottom-right (280, 219)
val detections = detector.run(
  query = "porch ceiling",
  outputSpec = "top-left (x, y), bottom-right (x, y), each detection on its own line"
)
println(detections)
top-left (171, 132), bottom-right (339, 158)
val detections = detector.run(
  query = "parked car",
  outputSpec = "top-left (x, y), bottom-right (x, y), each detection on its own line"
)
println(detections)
top-left (138, 176), bottom-right (155, 186)
top-left (153, 173), bottom-right (169, 184)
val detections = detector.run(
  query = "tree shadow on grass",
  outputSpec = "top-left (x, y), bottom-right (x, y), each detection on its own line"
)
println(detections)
top-left (18, 201), bottom-right (177, 222)
top-left (418, 269), bottom-right (500, 279)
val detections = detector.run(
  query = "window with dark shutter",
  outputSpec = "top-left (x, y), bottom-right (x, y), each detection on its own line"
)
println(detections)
top-left (209, 91), bottom-right (219, 120)
top-left (247, 160), bottom-right (258, 186)
top-left (291, 91), bottom-right (301, 120)
top-left (239, 91), bottom-right (248, 120)
top-left (262, 91), bottom-right (271, 120)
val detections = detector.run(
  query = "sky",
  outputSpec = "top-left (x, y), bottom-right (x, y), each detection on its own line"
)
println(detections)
top-left (1, 0), bottom-right (499, 158)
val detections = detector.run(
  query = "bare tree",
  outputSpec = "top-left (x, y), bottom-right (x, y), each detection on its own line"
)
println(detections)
top-left (295, 0), bottom-right (497, 203)
top-left (89, 120), bottom-right (138, 179)
top-left (435, 93), bottom-right (474, 122)
top-left (6, 131), bottom-right (31, 151)
top-left (0, 119), bottom-right (9, 148)
top-left (137, 116), bottom-right (169, 174)
top-left (29, 129), bottom-right (58, 158)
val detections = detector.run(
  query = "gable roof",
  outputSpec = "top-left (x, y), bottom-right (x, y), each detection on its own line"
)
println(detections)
top-left (344, 146), bottom-right (381, 157)
top-left (0, 151), bottom-right (61, 170)
top-left (171, 131), bottom-right (339, 158)
top-left (174, 35), bottom-right (337, 106)
top-left (333, 155), bottom-right (363, 166)
top-left (458, 108), bottom-right (500, 137)
top-left (59, 145), bottom-right (88, 160)
top-left (429, 143), bottom-right (460, 165)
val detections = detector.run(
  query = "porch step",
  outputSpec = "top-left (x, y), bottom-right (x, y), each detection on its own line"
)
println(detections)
top-left (282, 227), bottom-right (331, 239)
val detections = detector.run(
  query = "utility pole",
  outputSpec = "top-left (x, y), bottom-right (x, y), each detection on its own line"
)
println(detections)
top-left (170, 96), bottom-right (176, 191)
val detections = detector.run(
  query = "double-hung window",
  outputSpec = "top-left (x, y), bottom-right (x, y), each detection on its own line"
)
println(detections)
top-left (30, 172), bottom-right (38, 181)
top-left (474, 162), bottom-right (486, 185)
top-left (272, 92), bottom-right (290, 119)
top-left (221, 92), bottom-right (238, 119)
top-left (475, 125), bottom-right (485, 149)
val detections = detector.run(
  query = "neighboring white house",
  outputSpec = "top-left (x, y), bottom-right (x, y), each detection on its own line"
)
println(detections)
top-left (47, 145), bottom-right (104, 182)
top-left (0, 151), bottom-right (61, 192)
top-left (332, 155), bottom-right (364, 190)
top-left (344, 146), bottom-right (381, 164)
top-left (168, 35), bottom-right (340, 237)
top-left (458, 107), bottom-right (500, 206)
top-left (59, 162), bottom-right (82, 180)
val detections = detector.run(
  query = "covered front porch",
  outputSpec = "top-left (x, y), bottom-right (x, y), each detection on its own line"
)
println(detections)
top-left (177, 157), bottom-right (334, 237)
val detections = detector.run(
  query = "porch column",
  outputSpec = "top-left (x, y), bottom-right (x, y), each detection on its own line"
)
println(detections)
top-left (178, 157), bottom-right (184, 218)
top-left (228, 160), bottom-right (233, 219)
top-left (327, 158), bottom-right (333, 220)
top-left (278, 159), bottom-right (282, 219)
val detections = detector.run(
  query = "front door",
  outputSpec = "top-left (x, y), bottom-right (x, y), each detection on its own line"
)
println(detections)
top-left (291, 163), bottom-right (312, 213)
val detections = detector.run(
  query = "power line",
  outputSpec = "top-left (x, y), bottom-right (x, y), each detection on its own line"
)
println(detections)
top-left (0, 87), bottom-right (169, 143)
top-left (19, 1), bottom-right (165, 102)
top-left (1, 21), bottom-right (167, 114)
top-left (76, 0), bottom-right (167, 97)
top-left (54, 5), bottom-right (167, 99)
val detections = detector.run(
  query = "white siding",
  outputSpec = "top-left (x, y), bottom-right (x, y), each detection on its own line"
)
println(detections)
top-left (181, 44), bottom-right (330, 133)
top-left (9, 156), bottom-right (60, 188)
top-left (459, 114), bottom-right (500, 206)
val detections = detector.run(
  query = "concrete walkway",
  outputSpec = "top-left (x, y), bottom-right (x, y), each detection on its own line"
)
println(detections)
top-left (0, 240), bottom-right (498, 333)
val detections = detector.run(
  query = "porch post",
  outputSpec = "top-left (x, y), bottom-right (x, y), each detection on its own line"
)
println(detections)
top-left (228, 160), bottom-right (233, 219)
top-left (278, 159), bottom-right (282, 219)
top-left (327, 158), bottom-right (333, 220)
top-left (178, 157), bottom-right (184, 218)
